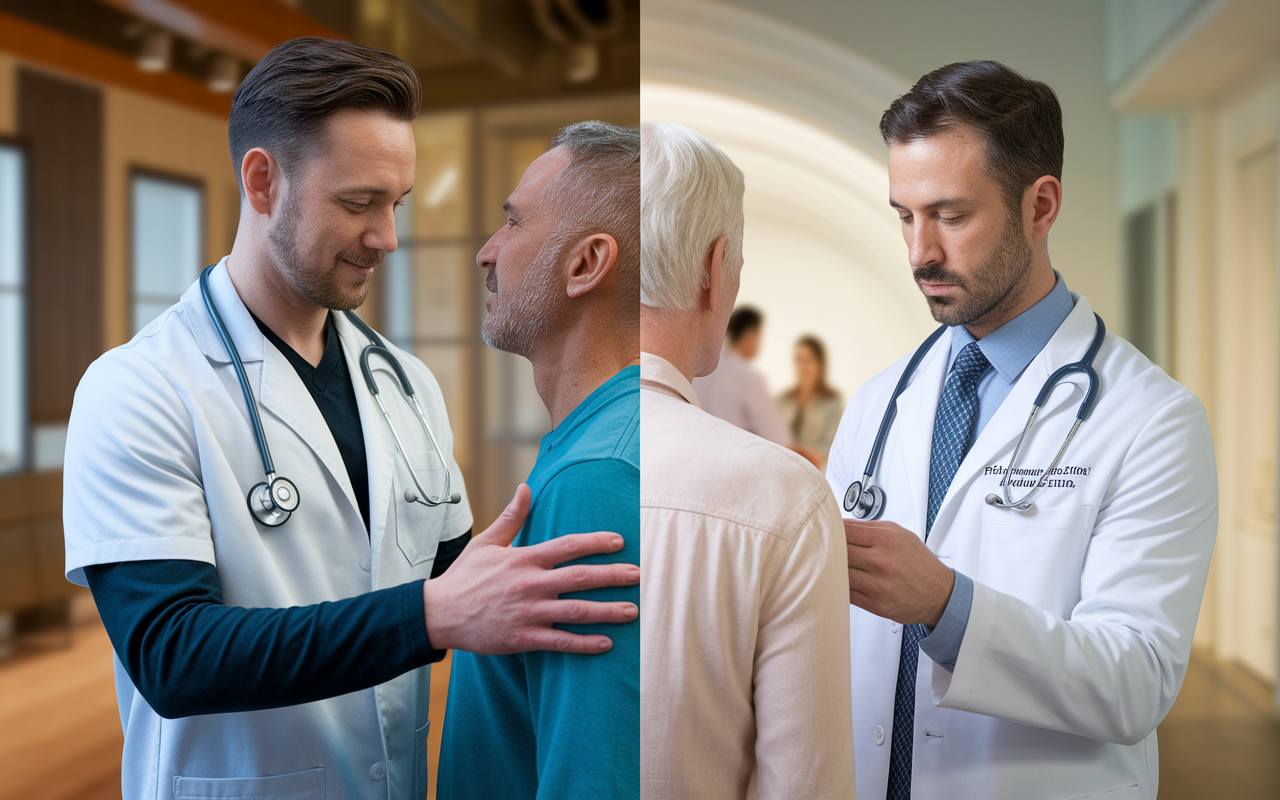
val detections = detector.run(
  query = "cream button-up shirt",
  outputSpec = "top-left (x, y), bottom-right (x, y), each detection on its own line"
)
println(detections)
top-left (640, 352), bottom-right (856, 800)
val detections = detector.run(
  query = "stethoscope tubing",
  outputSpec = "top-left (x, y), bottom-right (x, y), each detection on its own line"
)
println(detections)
top-left (199, 264), bottom-right (460, 525)
top-left (861, 324), bottom-right (948, 483)
top-left (848, 312), bottom-right (1106, 518)
top-left (200, 266), bottom-right (278, 480)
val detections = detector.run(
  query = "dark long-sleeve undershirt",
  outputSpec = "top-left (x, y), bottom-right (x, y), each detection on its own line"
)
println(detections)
top-left (84, 530), bottom-right (469, 719)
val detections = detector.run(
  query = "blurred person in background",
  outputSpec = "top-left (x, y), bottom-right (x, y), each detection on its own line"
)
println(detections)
top-left (62, 40), bottom-right (636, 800)
top-left (639, 121), bottom-right (854, 800)
top-left (693, 306), bottom-right (793, 450)
top-left (777, 334), bottom-right (843, 469)
top-left (438, 121), bottom-right (640, 800)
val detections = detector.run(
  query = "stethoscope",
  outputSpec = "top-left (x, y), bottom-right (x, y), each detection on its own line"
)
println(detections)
top-left (843, 313), bottom-right (1105, 519)
top-left (200, 265), bottom-right (461, 527)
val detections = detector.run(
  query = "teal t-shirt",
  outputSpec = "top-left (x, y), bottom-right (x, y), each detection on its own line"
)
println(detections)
top-left (437, 366), bottom-right (639, 800)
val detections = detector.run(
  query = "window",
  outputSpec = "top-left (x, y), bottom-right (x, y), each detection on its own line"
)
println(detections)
top-left (131, 172), bottom-right (203, 334)
top-left (0, 143), bottom-right (25, 475)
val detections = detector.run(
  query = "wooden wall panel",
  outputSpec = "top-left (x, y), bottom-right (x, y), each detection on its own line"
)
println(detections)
top-left (19, 69), bottom-right (103, 424)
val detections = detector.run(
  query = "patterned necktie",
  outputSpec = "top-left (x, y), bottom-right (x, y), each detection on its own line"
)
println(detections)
top-left (886, 341), bottom-right (989, 800)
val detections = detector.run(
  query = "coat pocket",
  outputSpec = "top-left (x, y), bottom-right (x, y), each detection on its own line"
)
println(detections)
top-left (978, 504), bottom-right (1094, 616)
top-left (393, 451), bottom-right (448, 566)
top-left (173, 768), bottom-right (324, 800)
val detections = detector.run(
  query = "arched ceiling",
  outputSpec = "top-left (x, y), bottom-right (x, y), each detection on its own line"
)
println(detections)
top-left (641, 0), bottom-right (935, 397)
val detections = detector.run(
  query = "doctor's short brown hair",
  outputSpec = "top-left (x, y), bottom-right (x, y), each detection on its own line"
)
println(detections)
top-left (228, 37), bottom-right (421, 194)
top-left (880, 60), bottom-right (1064, 214)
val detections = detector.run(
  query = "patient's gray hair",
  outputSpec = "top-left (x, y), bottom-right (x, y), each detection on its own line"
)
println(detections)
top-left (546, 121), bottom-right (640, 324)
top-left (640, 122), bottom-right (745, 312)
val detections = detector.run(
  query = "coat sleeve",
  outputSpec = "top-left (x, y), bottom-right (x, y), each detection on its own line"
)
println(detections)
top-left (753, 489), bottom-right (857, 798)
top-left (930, 394), bottom-right (1218, 745)
top-left (63, 350), bottom-right (216, 585)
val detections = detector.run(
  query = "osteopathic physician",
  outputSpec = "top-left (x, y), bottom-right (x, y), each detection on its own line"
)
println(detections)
top-left (827, 61), bottom-right (1217, 800)
top-left (61, 38), bottom-right (637, 800)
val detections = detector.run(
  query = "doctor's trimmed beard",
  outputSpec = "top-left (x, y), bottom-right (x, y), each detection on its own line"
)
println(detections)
top-left (914, 208), bottom-right (1035, 328)
top-left (481, 231), bottom-right (569, 356)
top-left (267, 186), bottom-right (381, 311)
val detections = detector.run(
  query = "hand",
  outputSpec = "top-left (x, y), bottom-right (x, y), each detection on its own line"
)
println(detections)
top-left (845, 519), bottom-right (954, 627)
top-left (422, 484), bottom-right (639, 655)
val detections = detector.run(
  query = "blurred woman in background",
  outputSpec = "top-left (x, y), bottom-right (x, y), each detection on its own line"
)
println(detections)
top-left (778, 335), bottom-right (843, 470)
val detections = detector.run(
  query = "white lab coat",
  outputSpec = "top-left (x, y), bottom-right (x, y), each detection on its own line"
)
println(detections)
top-left (826, 293), bottom-right (1217, 800)
top-left (63, 258), bottom-right (472, 800)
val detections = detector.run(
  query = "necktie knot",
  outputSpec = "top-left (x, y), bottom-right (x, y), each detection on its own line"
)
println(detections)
top-left (951, 342), bottom-right (990, 386)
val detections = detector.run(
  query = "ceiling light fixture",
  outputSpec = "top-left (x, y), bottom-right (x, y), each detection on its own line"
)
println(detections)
top-left (137, 29), bottom-right (172, 73)
top-left (208, 53), bottom-right (240, 93)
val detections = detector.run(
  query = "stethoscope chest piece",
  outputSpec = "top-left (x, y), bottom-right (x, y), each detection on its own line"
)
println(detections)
top-left (248, 475), bottom-right (300, 527)
top-left (844, 480), bottom-right (886, 520)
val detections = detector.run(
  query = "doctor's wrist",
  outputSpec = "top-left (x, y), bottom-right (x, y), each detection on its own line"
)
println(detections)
top-left (922, 566), bottom-right (956, 629)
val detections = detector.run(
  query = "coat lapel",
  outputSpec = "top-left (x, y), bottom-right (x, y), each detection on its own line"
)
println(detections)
top-left (191, 261), bottom-right (363, 526)
top-left (256, 341), bottom-right (362, 523)
top-left (333, 312), bottom-right (396, 560)
top-left (889, 330), bottom-right (952, 540)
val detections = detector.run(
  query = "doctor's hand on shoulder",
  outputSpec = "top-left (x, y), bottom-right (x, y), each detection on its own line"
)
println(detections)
top-left (424, 483), bottom-right (638, 655)
top-left (845, 519), bottom-right (954, 628)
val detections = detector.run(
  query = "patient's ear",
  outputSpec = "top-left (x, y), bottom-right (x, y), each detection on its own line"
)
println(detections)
top-left (700, 235), bottom-right (730, 312)
top-left (565, 233), bottom-right (619, 299)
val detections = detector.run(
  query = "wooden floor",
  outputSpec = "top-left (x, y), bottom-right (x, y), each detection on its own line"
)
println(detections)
top-left (0, 621), bottom-right (453, 800)
top-left (1156, 652), bottom-right (1280, 799)
top-left (2, 627), bottom-right (1278, 799)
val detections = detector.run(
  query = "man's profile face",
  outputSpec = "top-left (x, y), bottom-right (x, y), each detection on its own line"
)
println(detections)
top-left (268, 108), bottom-right (415, 311)
top-left (476, 146), bottom-right (572, 356)
top-left (887, 126), bottom-right (1033, 329)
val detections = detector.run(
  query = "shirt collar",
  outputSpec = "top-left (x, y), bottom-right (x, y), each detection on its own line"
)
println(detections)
top-left (541, 364), bottom-right (640, 451)
top-left (640, 352), bottom-right (700, 408)
top-left (949, 271), bottom-right (1075, 383)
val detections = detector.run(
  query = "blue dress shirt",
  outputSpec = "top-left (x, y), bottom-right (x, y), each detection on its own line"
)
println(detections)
top-left (919, 274), bottom-right (1075, 671)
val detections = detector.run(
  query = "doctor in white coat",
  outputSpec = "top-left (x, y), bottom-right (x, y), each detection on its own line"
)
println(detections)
top-left (828, 61), bottom-right (1217, 800)
top-left (63, 39), bottom-right (637, 800)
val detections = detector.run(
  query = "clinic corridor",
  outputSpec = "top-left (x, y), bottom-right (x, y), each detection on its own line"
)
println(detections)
top-left (0, 614), bottom-right (1278, 799)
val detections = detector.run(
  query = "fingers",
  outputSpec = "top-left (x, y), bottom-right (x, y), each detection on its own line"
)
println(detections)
top-left (525, 530), bottom-right (628, 569)
top-left (846, 540), bottom-right (879, 574)
top-left (539, 561), bottom-right (640, 594)
top-left (511, 630), bottom-right (615, 655)
top-left (475, 483), bottom-right (532, 547)
top-left (843, 518), bottom-right (879, 547)
top-left (534, 598), bottom-right (639, 626)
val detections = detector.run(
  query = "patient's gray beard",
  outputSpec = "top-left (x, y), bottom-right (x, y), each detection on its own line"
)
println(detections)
top-left (481, 237), bottom-right (565, 356)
